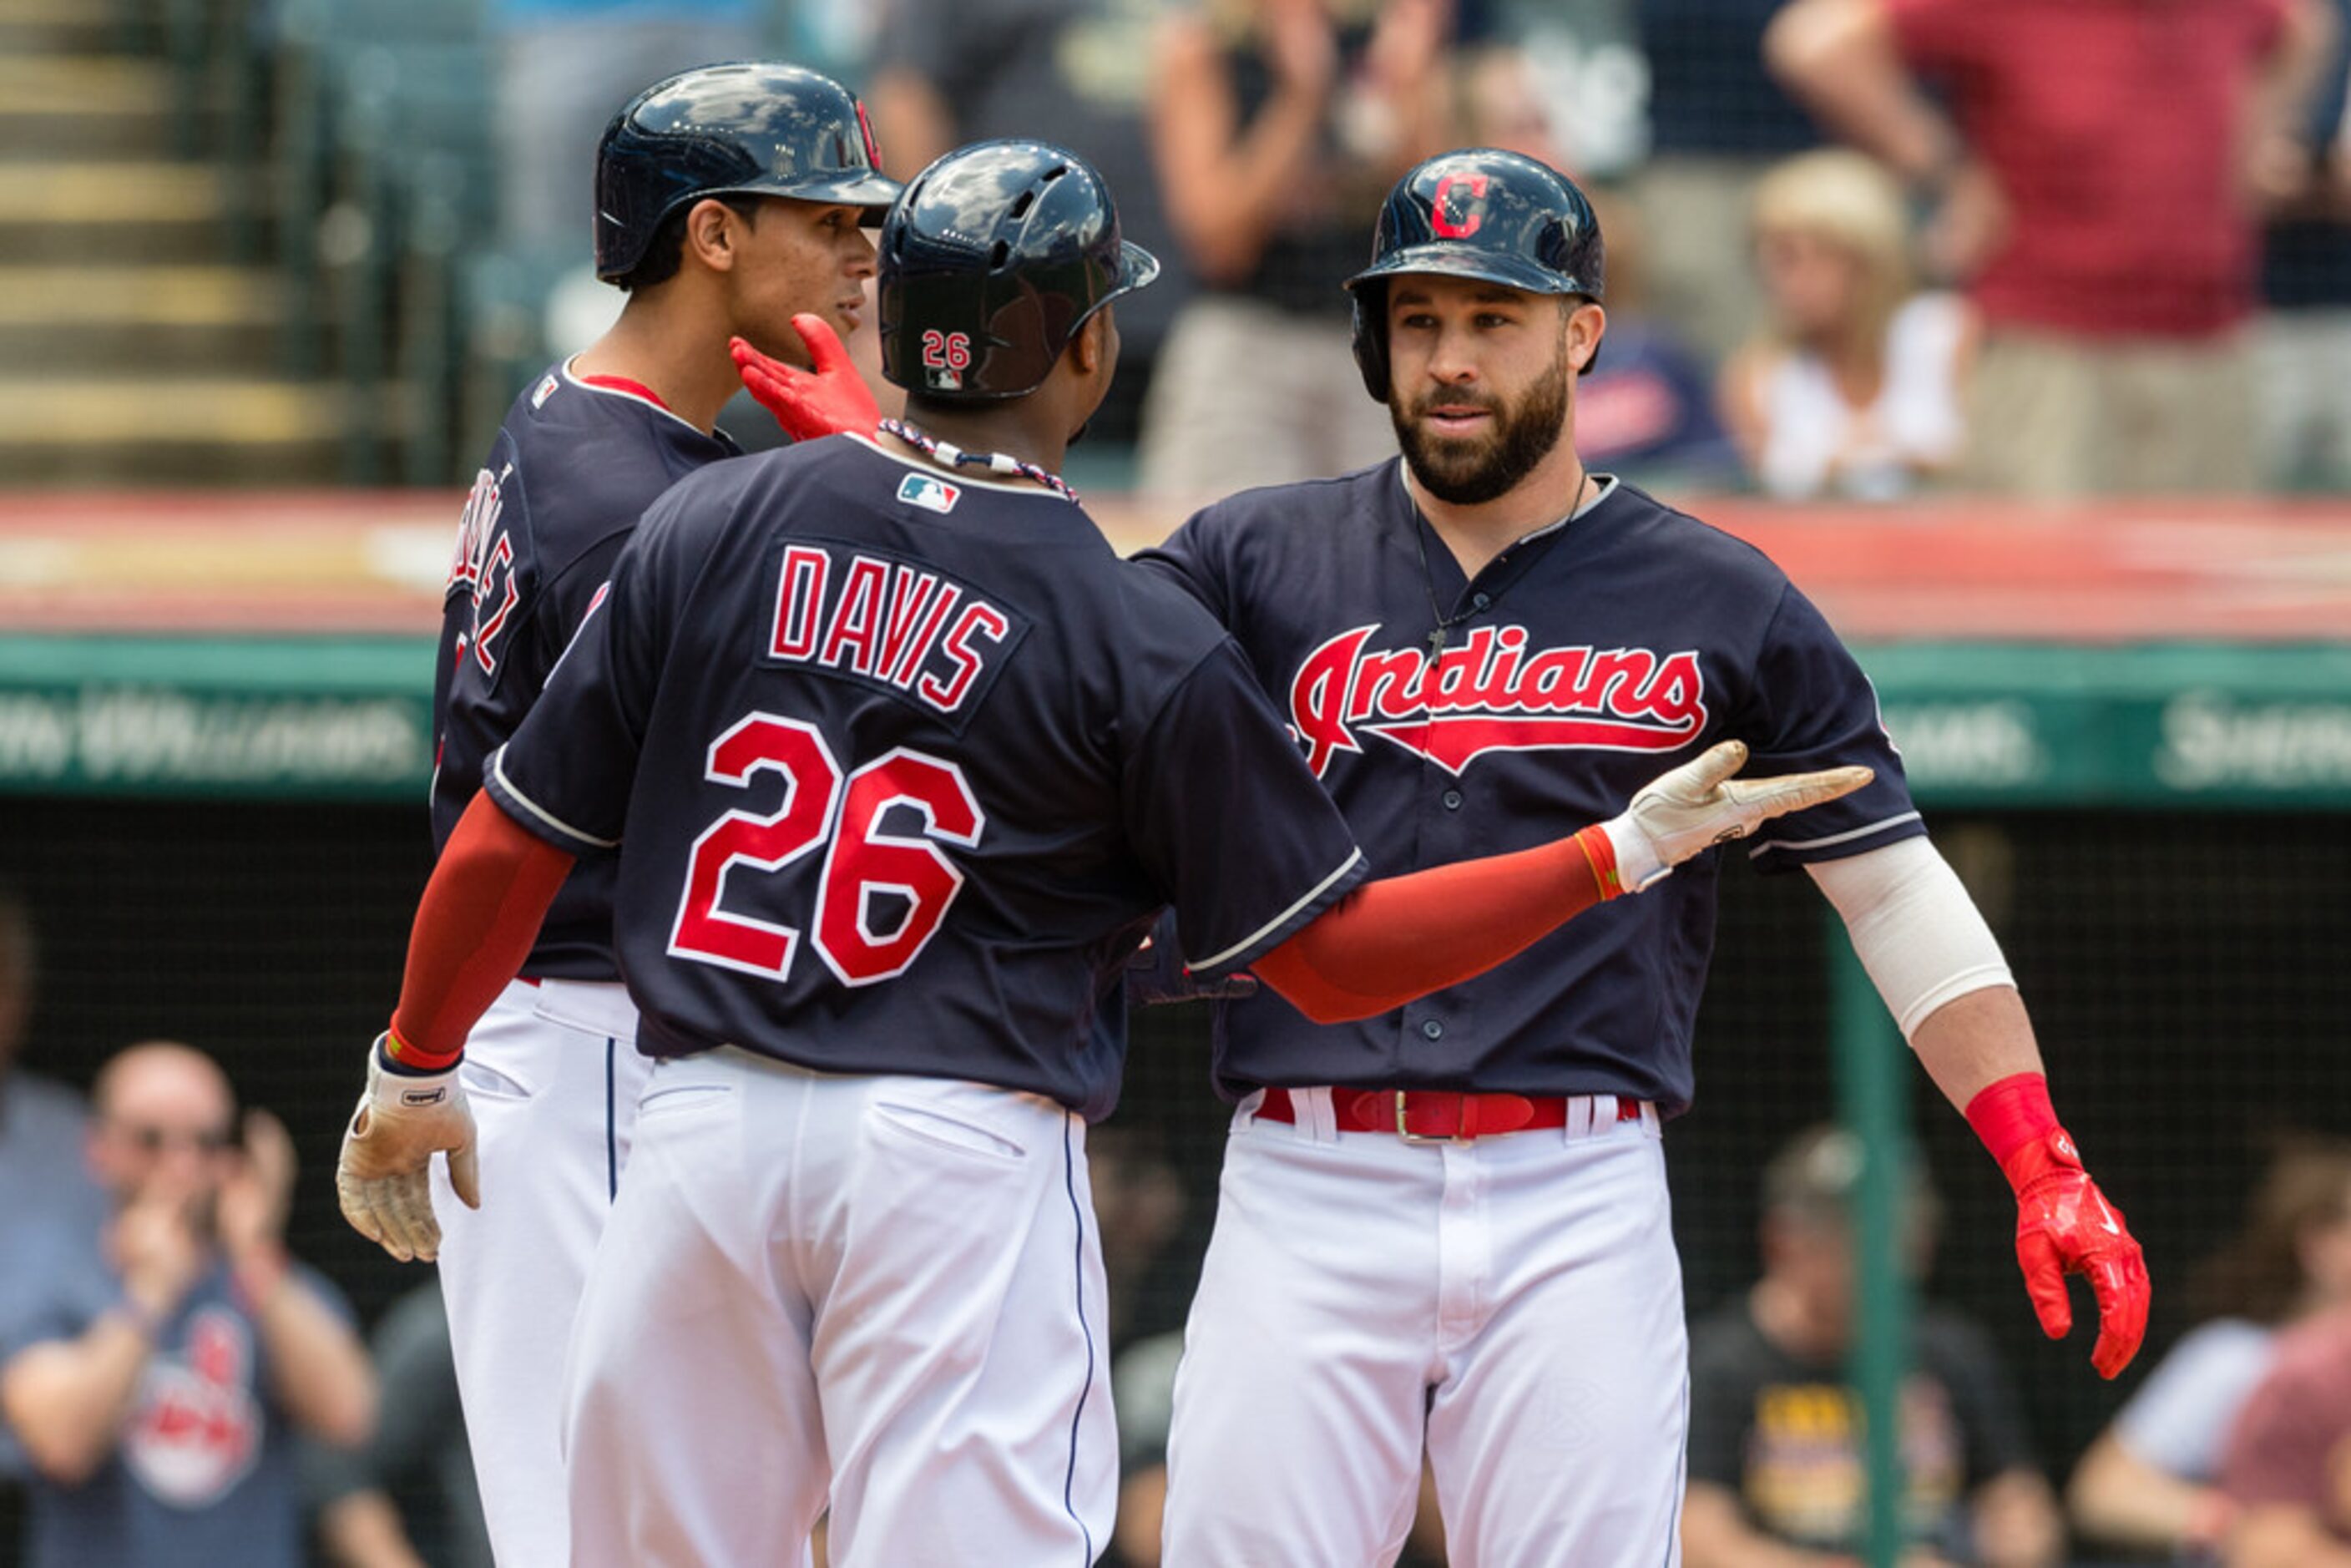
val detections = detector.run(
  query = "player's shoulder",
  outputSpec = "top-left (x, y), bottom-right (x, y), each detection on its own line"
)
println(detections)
top-left (1178, 459), bottom-right (1402, 547)
top-left (501, 363), bottom-right (734, 498)
top-left (1596, 479), bottom-right (1793, 588)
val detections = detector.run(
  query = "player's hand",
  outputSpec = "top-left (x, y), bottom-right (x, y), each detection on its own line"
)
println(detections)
top-left (731, 316), bottom-right (880, 443)
top-left (335, 1037), bottom-right (479, 1263)
top-left (2001, 1127), bottom-right (2149, 1378)
top-left (1603, 739), bottom-right (1873, 892)
top-left (1128, 922), bottom-right (1258, 1006)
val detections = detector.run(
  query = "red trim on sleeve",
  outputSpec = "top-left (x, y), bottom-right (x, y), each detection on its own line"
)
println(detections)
top-left (387, 793), bottom-right (576, 1061)
top-left (1251, 825), bottom-right (1617, 1024)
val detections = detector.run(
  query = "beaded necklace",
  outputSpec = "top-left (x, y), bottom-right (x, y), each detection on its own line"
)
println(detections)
top-left (878, 418), bottom-right (1079, 505)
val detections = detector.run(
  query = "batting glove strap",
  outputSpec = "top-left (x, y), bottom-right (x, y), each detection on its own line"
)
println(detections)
top-left (1597, 811), bottom-right (1668, 894)
top-left (335, 1037), bottom-right (479, 1265)
top-left (2003, 1128), bottom-right (2151, 1381)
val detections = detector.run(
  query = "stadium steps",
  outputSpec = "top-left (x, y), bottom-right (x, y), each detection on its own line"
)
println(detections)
top-left (0, 28), bottom-right (372, 485)
top-left (0, 377), bottom-right (405, 485)
top-left (0, 0), bottom-right (124, 54)
top-left (0, 53), bottom-right (200, 157)
top-left (0, 266), bottom-right (286, 371)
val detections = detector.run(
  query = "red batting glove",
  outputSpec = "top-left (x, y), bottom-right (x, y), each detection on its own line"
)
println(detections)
top-left (731, 314), bottom-right (880, 442)
top-left (2001, 1127), bottom-right (2150, 1379)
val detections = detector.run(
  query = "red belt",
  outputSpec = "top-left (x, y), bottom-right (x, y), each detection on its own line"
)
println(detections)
top-left (1254, 1087), bottom-right (1643, 1143)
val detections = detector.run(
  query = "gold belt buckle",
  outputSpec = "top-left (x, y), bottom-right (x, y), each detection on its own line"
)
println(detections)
top-left (1393, 1090), bottom-right (1476, 1145)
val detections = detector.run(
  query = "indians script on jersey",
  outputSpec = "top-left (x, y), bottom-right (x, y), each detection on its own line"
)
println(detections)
top-left (1289, 623), bottom-right (1708, 776)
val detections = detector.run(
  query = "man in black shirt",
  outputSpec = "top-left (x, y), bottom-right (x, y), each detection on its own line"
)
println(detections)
top-left (1683, 1125), bottom-right (2063, 1568)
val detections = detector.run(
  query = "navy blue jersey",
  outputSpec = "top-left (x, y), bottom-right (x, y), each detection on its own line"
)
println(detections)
top-left (484, 434), bottom-right (1368, 1120)
top-left (432, 363), bottom-right (739, 979)
top-left (1138, 463), bottom-right (1923, 1115)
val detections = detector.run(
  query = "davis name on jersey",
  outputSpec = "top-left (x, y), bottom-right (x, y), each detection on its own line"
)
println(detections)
top-left (767, 543), bottom-right (1023, 722)
top-left (1290, 623), bottom-right (1708, 776)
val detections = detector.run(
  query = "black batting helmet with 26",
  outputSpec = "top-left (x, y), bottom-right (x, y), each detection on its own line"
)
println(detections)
top-left (877, 139), bottom-right (1159, 401)
top-left (594, 63), bottom-right (902, 284)
top-left (1346, 149), bottom-right (1605, 402)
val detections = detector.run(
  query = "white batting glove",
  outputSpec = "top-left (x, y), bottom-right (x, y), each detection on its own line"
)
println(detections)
top-left (335, 1035), bottom-right (479, 1263)
top-left (1602, 739), bottom-right (1874, 893)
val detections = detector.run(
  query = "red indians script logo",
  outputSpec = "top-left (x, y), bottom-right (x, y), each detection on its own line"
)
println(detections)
top-left (1290, 625), bottom-right (1707, 776)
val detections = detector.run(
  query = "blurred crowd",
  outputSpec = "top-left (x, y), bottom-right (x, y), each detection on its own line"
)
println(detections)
top-left (477, 0), bottom-right (2351, 503)
top-left (7, 866), bottom-right (2351, 1565)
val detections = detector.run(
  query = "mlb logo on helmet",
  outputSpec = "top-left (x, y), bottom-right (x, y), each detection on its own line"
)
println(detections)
top-left (897, 473), bottom-right (961, 514)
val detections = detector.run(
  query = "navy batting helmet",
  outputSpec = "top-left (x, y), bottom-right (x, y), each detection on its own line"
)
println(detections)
top-left (878, 139), bottom-right (1159, 400)
top-left (1345, 149), bottom-right (1605, 402)
top-left (594, 63), bottom-right (902, 285)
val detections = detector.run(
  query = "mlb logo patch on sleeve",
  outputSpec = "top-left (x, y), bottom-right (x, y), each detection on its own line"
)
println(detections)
top-left (531, 372), bottom-right (560, 409)
top-left (897, 473), bottom-right (961, 514)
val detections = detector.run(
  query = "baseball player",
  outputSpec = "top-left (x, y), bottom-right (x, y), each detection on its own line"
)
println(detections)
top-left (727, 147), bottom-right (2154, 1565)
top-left (1131, 150), bottom-right (2151, 1565)
top-left (335, 139), bottom-right (1869, 1566)
top-left (394, 63), bottom-right (897, 1566)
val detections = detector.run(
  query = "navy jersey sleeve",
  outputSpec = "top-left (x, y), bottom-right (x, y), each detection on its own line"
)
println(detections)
top-left (482, 528), bottom-right (670, 856)
top-left (1130, 507), bottom-right (1233, 623)
top-left (1738, 582), bottom-right (1926, 872)
top-left (528, 529), bottom-right (633, 676)
top-left (1123, 640), bottom-right (1368, 977)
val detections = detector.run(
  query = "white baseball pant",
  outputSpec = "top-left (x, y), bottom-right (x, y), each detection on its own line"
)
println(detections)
top-left (561, 1048), bottom-right (1116, 1567)
top-left (1163, 1090), bottom-right (1689, 1567)
top-left (428, 978), bottom-right (649, 1566)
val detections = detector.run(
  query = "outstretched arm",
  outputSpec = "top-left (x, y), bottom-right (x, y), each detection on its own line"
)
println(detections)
top-left (1252, 741), bottom-right (1871, 1021)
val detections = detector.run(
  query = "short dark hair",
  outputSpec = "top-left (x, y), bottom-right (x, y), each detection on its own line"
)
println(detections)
top-left (612, 194), bottom-right (766, 294)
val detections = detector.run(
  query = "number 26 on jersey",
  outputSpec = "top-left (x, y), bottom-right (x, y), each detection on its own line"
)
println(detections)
top-left (668, 713), bottom-right (984, 987)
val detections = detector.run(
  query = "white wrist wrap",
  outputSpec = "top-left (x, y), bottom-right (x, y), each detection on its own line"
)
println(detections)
top-left (1806, 837), bottom-right (2014, 1039)
top-left (1600, 813), bottom-right (1669, 893)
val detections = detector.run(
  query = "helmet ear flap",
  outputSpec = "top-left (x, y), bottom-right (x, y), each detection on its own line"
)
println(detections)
top-left (1349, 281), bottom-right (1390, 404)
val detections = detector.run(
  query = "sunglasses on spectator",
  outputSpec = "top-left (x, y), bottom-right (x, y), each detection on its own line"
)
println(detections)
top-left (108, 1121), bottom-right (235, 1154)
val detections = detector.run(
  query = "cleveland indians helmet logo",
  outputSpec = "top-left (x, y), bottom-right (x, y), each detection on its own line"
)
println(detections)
top-left (1430, 172), bottom-right (1491, 240)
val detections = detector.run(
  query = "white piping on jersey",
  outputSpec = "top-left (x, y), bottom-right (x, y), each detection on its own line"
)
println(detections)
top-left (1389, 460), bottom-right (1619, 543)
top-left (846, 431), bottom-right (1077, 498)
top-left (1746, 810), bottom-right (1922, 858)
top-left (488, 746), bottom-right (622, 849)
top-left (1190, 847), bottom-right (1367, 973)
top-left (558, 358), bottom-right (710, 438)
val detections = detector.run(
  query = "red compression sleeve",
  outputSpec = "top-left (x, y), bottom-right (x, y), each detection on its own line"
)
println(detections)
top-left (1250, 826), bottom-right (1618, 1024)
top-left (386, 792), bottom-right (576, 1065)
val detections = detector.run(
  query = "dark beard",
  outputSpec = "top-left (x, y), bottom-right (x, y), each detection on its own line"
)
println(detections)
top-left (1392, 352), bottom-right (1572, 506)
